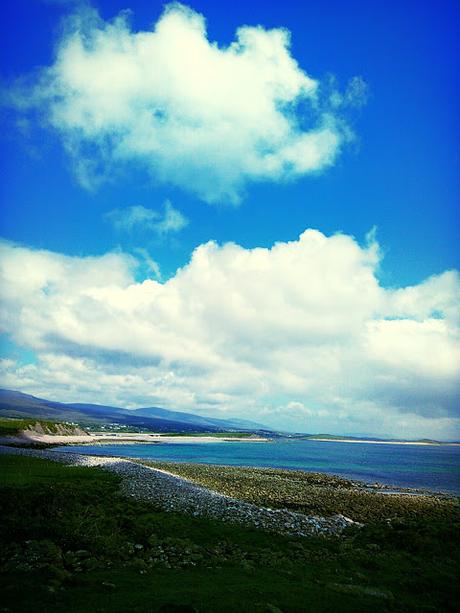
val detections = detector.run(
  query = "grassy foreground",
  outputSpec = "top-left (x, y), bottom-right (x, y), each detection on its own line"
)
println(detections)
top-left (1, 454), bottom-right (459, 612)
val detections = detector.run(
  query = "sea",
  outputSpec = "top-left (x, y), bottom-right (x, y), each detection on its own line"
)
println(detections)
top-left (53, 439), bottom-right (460, 495)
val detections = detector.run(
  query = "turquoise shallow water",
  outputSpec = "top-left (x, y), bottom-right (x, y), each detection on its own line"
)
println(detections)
top-left (54, 439), bottom-right (460, 495)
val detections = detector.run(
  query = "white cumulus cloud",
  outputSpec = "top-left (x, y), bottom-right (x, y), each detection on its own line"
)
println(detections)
top-left (11, 3), bottom-right (354, 202)
top-left (1, 231), bottom-right (459, 439)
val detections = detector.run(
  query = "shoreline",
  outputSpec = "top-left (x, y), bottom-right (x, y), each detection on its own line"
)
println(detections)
top-left (1, 444), bottom-right (458, 530)
top-left (0, 445), bottom-right (362, 537)
top-left (0, 442), bottom-right (460, 500)
top-left (1, 428), bottom-right (457, 448)
top-left (40, 447), bottom-right (460, 498)
top-left (0, 433), bottom-right (270, 446)
top-left (46, 444), bottom-right (460, 498)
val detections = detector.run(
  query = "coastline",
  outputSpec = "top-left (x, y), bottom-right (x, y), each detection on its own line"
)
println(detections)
top-left (0, 432), bottom-right (270, 446)
top-left (1, 444), bottom-right (457, 517)
top-left (0, 445), bottom-right (360, 537)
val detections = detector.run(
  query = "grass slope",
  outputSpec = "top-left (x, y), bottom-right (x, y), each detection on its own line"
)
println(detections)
top-left (0, 417), bottom-right (78, 437)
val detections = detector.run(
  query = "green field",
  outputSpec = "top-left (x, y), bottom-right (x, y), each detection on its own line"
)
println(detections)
top-left (1, 453), bottom-right (459, 612)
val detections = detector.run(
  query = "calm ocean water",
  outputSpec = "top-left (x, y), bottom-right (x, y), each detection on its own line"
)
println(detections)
top-left (54, 439), bottom-right (460, 495)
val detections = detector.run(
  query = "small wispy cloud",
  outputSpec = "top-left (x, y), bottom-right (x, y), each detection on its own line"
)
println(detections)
top-left (133, 247), bottom-right (162, 281)
top-left (105, 200), bottom-right (188, 237)
top-left (328, 76), bottom-right (369, 110)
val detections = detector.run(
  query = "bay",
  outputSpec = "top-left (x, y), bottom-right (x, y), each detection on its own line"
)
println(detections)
top-left (53, 439), bottom-right (460, 495)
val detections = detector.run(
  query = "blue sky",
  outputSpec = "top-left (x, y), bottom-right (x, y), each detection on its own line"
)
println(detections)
top-left (0, 0), bottom-right (459, 438)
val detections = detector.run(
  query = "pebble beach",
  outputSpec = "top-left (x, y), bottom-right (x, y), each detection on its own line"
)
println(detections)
top-left (0, 445), bottom-right (358, 538)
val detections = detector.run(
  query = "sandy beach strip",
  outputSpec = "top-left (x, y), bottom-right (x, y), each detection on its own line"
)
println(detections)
top-left (0, 432), bottom-right (269, 446)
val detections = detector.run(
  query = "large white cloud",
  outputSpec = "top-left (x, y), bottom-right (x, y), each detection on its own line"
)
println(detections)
top-left (12, 3), bottom-right (352, 202)
top-left (1, 231), bottom-right (459, 439)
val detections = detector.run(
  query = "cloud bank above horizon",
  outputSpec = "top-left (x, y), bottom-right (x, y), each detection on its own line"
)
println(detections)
top-left (10, 2), bottom-right (355, 203)
top-left (1, 230), bottom-right (459, 439)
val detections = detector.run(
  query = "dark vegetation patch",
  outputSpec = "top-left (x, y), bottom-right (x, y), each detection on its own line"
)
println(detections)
top-left (1, 454), bottom-right (459, 612)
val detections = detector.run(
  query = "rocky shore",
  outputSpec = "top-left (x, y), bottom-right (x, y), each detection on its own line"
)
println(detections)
top-left (2, 444), bottom-right (457, 537)
top-left (0, 445), bottom-right (358, 538)
top-left (142, 460), bottom-right (458, 524)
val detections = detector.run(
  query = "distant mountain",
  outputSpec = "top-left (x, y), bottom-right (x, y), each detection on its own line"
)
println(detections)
top-left (0, 389), bottom-right (270, 434)
top-left (133, 406), bottom-right (268, 431)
